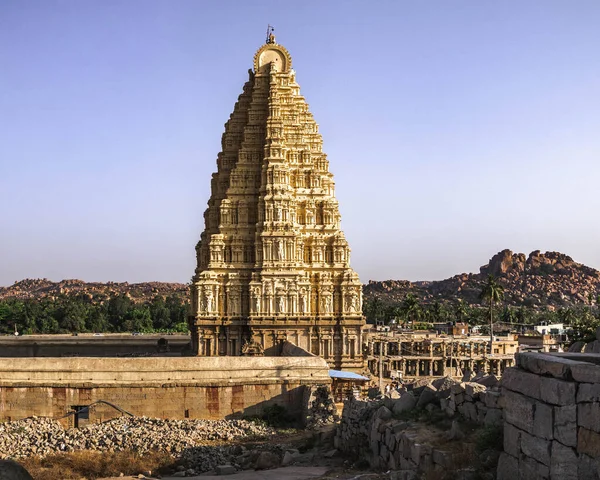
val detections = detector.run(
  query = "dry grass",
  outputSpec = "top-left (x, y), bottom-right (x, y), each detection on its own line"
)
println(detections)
top-left (19, 449), bottom-right (173, 480)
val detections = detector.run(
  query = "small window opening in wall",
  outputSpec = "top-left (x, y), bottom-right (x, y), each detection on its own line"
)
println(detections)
top-left (71, 405), bottom-right (89, 428)
top-left (185, 409), bottom-right (190, 418)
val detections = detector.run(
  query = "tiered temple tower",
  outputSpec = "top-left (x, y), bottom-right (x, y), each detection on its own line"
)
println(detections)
top-left (189, 34), bottom-right (365, 371)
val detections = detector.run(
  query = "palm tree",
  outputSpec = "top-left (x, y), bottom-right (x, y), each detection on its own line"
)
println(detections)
top-left (454, 300), bottom-right (468, 323)
top-left (401, 294), bottom-right (422, 325)
top-left (479, 274), bottom-right (505, 349)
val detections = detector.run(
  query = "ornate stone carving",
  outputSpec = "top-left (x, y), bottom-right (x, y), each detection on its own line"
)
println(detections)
top-left (190, 36), bottom-right (365, 370)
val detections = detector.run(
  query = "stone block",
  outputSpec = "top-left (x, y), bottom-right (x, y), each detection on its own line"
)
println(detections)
top-left (454, 393), bottom-right (465, 405)
top-left (533, 400), bottom-right (554, 440)
top-left (432, 449), bottom-right (452, 468)
top-left (484, 407), bottom-right (503, 426)
top-left (392, 393), bottom-right (416, 415)
top-left (476, 374), bottom-right (499, 388)
top-left (503, 422), bottom-right (523, 458)
top-left (578, 402), bottom-right (600, 433)
top-left (482, 390), bottom-right (501, 408)
top-left (553, 405), bottom-right (577, 447)
top-left (416, 384), bottom-right (438, 408)
top-left (501, 367), bottom-right (541, 398)
top-left (216, 464), bottom-right (236, 475)
top-left (465, 382), bottom-right (487, 397)
top-left (517, 353), bottom-right (586, 379)
top-left (465, 401), bottom-right (478, 421)
top-left (539, 376), bottom-right (576, 406)
top-left (570, 362), bottom-right (600, 384)
top-left (503, 389), bottom-right (535, 434)
top-left (549, 441), bottom-right (578, 480)
top-left (520, 429), bottom-right (551, 466)
top-left (410, 443), bottom-right (421, 465)
top-left (496, 452), bottom-right (519, 480)
top-left (578, 382), bottom-right (600, 403)
top-left (451, 382), bottom-right (466, 394)
top-left (578, 454), bottom-right (600, 480)
top-left (374, 406), bottom-right (392, 421)
top-left (380, 444), bottom-right (389, 461)
top-left (578, 427), bottom-right (600, 458)
top-left (519, 454), bottom-right (550, 480)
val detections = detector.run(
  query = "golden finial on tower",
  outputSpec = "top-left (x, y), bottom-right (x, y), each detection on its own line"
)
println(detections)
top-left (266, 24), bottom-right (276, 44)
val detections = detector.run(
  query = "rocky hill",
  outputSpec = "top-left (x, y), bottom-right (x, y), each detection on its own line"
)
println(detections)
top-left (2, 250), bottom-right (598, 309)
top-left (364, 249), bottom-right (600, 309)
top-left (0, 278), bottom-right (189, 303)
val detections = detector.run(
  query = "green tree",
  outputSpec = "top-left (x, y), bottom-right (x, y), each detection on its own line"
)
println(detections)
top-left (401, 294), bottom-right (422, 325)
top-left (479, 275), bottom-right (505, 347)
top-left (454, 300), bottom-right (468, 323)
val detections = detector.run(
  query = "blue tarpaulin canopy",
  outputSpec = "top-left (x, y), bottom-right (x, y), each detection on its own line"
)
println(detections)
top-left (328, 369), bottom-right (369, 381)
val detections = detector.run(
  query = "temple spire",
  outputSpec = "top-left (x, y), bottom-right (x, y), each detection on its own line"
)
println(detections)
top-left (189, 38), bottom-right (365, 372)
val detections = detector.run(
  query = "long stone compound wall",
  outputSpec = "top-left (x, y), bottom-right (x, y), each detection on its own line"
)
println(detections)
top-left (0, 356), bottom-right (332, 427)
top-left (334, 374), bottom-right (504, 477)
top-left (498, 352), bottom-right (600, 480)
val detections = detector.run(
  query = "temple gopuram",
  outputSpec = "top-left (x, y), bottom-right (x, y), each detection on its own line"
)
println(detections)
top-left (189, 33), bottom-right (365, 371)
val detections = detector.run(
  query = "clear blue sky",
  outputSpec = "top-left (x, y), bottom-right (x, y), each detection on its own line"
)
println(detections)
top-left (1, 1), bottom-right (599, 286)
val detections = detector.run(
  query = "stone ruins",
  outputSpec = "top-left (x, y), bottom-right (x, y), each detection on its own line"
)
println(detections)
top-left (189, 34), bottom-right (365, 371)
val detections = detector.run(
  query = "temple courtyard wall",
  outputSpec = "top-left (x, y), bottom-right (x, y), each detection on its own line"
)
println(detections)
top-left (498, 351), bottom-right (600, 480)
top-left (0, 356), bottom-right (331, 427)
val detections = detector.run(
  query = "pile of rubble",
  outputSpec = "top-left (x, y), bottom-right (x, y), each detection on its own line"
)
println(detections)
top-left (304, 385), bottom-right (339, 428)
top-left (0, 416), bottom-right (277, 460)
top-left (441, 379), bottom-right (503, 426)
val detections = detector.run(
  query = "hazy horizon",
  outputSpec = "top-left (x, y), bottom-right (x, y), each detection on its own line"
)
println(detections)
top-left (2, 1), bottom-right (599, 287)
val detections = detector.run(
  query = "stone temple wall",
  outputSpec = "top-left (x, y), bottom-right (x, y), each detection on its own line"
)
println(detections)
top-left (497, 351), bottom-right (600, 480)
top-left (0, 356), bottom-right (330, 427)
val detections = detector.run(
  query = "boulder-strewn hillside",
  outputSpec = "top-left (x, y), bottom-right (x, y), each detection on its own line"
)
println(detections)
top-left (2, 249), bottom-right (598, 310)
top-left (364, 250), bottom-right (600, 309)
top-left (0, 278), bottom-right (189, 303)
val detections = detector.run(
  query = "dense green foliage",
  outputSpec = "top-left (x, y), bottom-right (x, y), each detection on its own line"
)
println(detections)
top-left (0, 294), bottom-right (189, 335)
top-left (362, 293), bottom-right (600, 344)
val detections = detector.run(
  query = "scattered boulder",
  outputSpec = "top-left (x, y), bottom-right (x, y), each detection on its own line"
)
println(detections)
top-left (392, 393), bottom-right (417, 415)
top-left (0, 460), bottom-right (33, 480)
top-left (254, 451), bottom-right (280, 470)
top-left (416, 384), bottom-right (438, 408)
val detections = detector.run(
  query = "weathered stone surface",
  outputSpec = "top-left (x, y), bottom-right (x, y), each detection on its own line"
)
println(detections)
top-left (570, 362), bottom-right (600, 384)
top-left (533, 400), bottom-right (554, 440)
top-left (519, 454), bottom-right (550, 480)
top-left (550, 441), bottom-right (578, 480)
top-left (215, 464), bottom-right (236, 475)
top-left (475, 375), bottom-right (499, 388)
top-left (578, 454), bottom-right (600, 480)
top-left (503, 422), bottom-right (522, 458)
top-left (484, 408), bottom-right (503, 426)
top-left (517, 352), bottom-right (587, 380)
top-left (521, 429), bottom-right (551, 466)
top-left (0, 460), bottom-right (33, 480)
top-left (254, 451), bottom-right (280, 470)
top-left (374, 406), bottom-right (392, 421)
top-left (501, 367), bottom-right (541, 398)
top-left (578, 427), bottom-right (600, 458)
top-left (578, 382), bottom-right (600, 403)
top-left (539, 376), bottom-right (576, 405)
top-left (416, 384), bottom-right (438, 408)
top-left (496, 452), bottom-right (519, 480)
top-left (578, 402), bottom-right (600, 433)
top-left (553, 405), bottom-right (577, 447)
top-left (502, 389), bottom-right (535, 433)
top-left (482, 391), bottom-right (501, 408)
top-left (392, 393), bottom-right (416, 415)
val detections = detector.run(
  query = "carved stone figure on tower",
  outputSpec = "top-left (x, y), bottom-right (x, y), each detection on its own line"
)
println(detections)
top-left (189, 34), bottom-right (365, 371)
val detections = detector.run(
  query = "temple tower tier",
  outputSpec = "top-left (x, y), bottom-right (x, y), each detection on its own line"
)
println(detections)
top-left (189, 36), bottom-right (365, 372)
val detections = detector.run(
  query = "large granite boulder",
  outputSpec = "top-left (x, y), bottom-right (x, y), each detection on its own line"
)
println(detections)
top-left (0, 460), bottom-right (33, 480)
